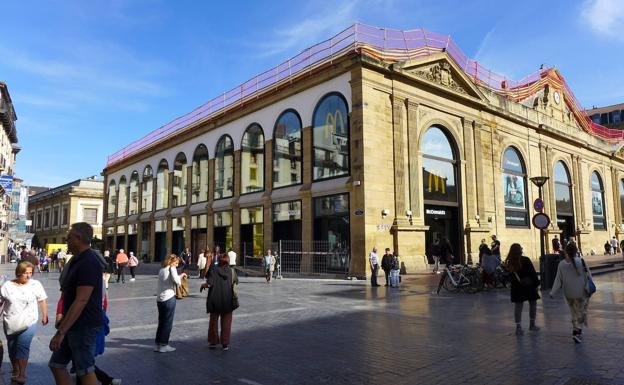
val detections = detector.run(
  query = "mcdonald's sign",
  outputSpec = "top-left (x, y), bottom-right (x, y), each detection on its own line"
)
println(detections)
top-left (427, 171), bottom-right (446, 194)
top-left (324, 110), bottom-right (346, 139)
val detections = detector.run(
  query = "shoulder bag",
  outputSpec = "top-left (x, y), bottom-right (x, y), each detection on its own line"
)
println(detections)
top-left (580, 259), bottom-right (597, 296)
top-left (231, 267), bottom-right (239, 310)
top-left (514, 272), bottom-right (534, 287)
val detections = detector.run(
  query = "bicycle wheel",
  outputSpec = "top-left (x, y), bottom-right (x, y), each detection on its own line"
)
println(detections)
top-left (468, 271), bottom-right (484, 293)
top-left (443, 272), bottom-right (460, 293)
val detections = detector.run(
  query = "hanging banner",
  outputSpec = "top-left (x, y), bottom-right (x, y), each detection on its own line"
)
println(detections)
top-left (0, 175), bottom-right (13, 194)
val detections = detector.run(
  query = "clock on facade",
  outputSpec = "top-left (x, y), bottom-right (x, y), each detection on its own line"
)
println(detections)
top-left (553, 91), bottom-right (561, 105)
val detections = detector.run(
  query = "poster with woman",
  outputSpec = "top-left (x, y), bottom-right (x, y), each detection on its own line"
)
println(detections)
top-left (502, 173), bottom-right (525, 209)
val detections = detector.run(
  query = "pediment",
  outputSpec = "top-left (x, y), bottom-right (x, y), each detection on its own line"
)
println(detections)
top-left (391, 53), bottom-right (486, 103)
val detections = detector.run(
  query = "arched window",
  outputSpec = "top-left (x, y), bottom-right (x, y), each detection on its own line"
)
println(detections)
top-left (156, 159), bottom-right (169, 210)
top-left (129, 171), bottom-right (139, 215)
top-left (502, 147), bottom-right (528, 226)
top-left (214, 135), bottom-right (234, 199)
top-left (273, 110), bottom-right (302, 188)
top-left (241, 124), bottom-right (264, 194)
top-left (142, 166), bottom-right (153, 212)
top-left (173, 153), bottom-right (188, 207)
top-left (107, 180), bottom-right (116, 220)
top-left (591, 171), bottom-right (606, 230)
top-left (117, 176), bottom-right (127, 217)
top-left (312, 93), bottom-right (349, 180)
top-left (554, 162), bottom-right (573, 216)
top-left (192, 144), bottom-right (209, 203)
top-left (421, 126), bottom-right (457, 202)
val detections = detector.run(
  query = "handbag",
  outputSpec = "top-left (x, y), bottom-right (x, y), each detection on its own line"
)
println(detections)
top-left (231, 267), bottom-right (239, 310)
top-left (581, 259), bottom-right (597, 296)
top-left (514, 272), bottom-right (534, 287)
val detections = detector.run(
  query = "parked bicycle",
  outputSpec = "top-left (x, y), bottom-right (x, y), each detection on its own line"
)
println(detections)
top-left (436, 264), bottom-right (484, 294)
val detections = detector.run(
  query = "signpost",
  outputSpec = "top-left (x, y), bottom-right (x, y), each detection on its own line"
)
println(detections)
top-left (530, 176), bottom-right (550, 266)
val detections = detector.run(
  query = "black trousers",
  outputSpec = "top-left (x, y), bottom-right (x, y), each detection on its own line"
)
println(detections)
top-left (129, 266), bottom-right (136, 278)
top-left (371, 264), bottom-right (379, 286)
top-left (383, 269), bottom-right (390, 286)
top-left (116, 264), bottom-right (126, 282)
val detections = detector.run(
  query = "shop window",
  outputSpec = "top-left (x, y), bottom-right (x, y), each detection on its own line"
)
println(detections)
top-left (192, 144), bottom-right (209, 203)
top-left (84, 208), bottom-right (98, 225)
top-left (313, 194), bottom-right (349, 252)
top-left (241, 124), bottom-right (264, 194)
top-left (117, 176), bottom-right (127, 217)
top-left (142, 166), bottom-right (153, 212)
top-left (421, 126), bottom-right (457, 203)
top-left (173, 153), bottom-right (188, 207)
top-left (107, 180), bottom-right (116, 220)
top-left (273, 110), bottom-right (302, 188)
top-left (240, 207), bottom-right (264, 257)
top-left (156, 159), bottom-right (169, 210)
top-left (214, 136), bottom-right (234, 200)
top-left (129, 171), bottom-right (139, 215)
top-left (312, 93), bottom-right (349, 181)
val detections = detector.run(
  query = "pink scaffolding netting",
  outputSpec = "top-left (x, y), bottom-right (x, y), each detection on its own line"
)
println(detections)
top-left (106, 23), bottom-right (620, 168)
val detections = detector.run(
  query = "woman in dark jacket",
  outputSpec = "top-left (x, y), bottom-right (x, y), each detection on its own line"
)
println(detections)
top-left (505, 243), bottom-right (540, 336)
top-left (200, 253), bottom-right (238, 350)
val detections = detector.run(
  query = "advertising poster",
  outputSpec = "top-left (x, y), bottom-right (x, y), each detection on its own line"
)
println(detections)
top-left (592, 191), bottom-right (603, 216)
top-left (502, 173), bottom-right (525, 209)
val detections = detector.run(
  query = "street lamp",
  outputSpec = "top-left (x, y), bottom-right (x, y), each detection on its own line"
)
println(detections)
top-left (530, 176), bottom-right (550, 262)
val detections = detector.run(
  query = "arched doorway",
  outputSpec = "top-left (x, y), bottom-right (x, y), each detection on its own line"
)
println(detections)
top-left (421, 126), bottom-right (462, 264)
top-left (554, 161), bottom-right (575, 241)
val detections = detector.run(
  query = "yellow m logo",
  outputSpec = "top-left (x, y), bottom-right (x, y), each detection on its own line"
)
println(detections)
top-left (428, 172), bottom-right (446, 194)
top-left (324, 110), bottom-right (346, 139)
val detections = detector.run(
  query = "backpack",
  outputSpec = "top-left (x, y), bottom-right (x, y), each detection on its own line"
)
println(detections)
top-left (391, 256), bottom-right (400, 271)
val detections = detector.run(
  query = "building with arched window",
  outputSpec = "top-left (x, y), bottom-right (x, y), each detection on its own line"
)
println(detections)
top-left (102, 24), bottom-right (624, 277)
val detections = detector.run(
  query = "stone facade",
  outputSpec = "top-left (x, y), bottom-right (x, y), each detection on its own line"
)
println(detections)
top-left (104, 44), bottom-right (624, 278)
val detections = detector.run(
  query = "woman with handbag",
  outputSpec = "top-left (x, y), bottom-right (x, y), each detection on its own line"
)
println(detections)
top-left (505, 243), bottom-right (540, 336)
top-left (0, 261), bottom-right (48, 384)
top-left (549, 242), bottom-right (593, 343)
top-left (128, 251), bottom-right (139, 282)
top-left (201, 253), bottom-right (238, 351)
top-left (155, 254), bottom-right (186, 353)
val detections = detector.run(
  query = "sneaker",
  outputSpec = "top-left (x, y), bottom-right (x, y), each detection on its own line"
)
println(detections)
top-left (153, 344), bottom-right (162, 352)
top-left (208, 344), bottom-right (217, 349)
top-left (573, 335), bottom-right (582, 344)
top-left (515, 327), bottom-right (524, 336)
top-left (158, 344), bottom-right (176, 352)
top-left (111, 379), bottom-right (122, 385)
top-left (222, 345), bottom-right (229, 351)
top-left (130, 278), bottom-right (136, 282)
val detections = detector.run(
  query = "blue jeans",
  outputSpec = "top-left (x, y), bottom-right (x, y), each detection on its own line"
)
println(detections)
top-left (156, 297), bottom-right (176, 345)
top-left (6, 323), bottom-right (37, 360)
top-left (48, 326), bottom-right (100, 376)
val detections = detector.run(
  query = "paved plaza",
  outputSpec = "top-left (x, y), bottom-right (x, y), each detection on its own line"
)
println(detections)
top-left (0, 264), bottom-right (623, 385)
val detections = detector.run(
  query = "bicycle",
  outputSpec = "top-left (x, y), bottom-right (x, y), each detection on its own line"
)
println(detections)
top-left (436, 264), bottom-right (483, 294)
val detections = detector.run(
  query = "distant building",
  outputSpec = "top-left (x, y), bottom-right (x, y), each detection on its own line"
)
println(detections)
top-left (587, 104), bottom-right (624, 130)
top-left (28, 177), bottom-right (104, 250)
top-left (0, 81), bottom-right (19, 262)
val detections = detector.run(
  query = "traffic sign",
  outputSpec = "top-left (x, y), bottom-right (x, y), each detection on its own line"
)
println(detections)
top-left (533, 198), bottom-right (544, 212)
top-left (532, 213), bottom-right (550, 229)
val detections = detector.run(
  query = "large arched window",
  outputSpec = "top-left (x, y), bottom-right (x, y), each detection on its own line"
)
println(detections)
top-left (554, 161), bottom-right (575, 238)
top-left (192, 144), bottom-right (209, 203)
top-left (502, 147), bottom-right (528, 226)
top-left (142, 166), bottom-right (153, 212)
top-left (312, 93), bottom-right (349, 180)
top-left (421, 126), bottom-right (457, 203)
top-left (241, 124), bottom-right (264, 194)
top-left (214, 135), bottom-right (234, 199)
top-left (273, 110), bottom-right (302, 188)
top-left (591, 171), bottom-right (606, 230)
top-left (173, 153), bottom-right (188, 207)
top-left (156, 159), bottom-right (169, 210)
top-left (107, 180), bottom-right (116, 220)
top-left (129, 171), bottom-right (139, 215)
top-left (117, 176), bottom-right (127, 217)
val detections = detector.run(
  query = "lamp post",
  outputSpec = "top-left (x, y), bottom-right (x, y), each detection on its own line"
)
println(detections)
top-left (530, 176), bottom-right (550, 262)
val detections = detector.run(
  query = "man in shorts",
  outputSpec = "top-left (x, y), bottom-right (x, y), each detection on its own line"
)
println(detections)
top-left (49, 222), bottom-right (103, 385)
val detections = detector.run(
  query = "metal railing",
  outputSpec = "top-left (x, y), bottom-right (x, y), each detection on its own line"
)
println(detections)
top-left (106, 23), bottom-right (620, 168)
top-left (239, 240), bottom-right (350, 277)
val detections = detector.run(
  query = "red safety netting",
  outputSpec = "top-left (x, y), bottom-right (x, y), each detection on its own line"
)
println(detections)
top-left (106, 23), bottom-right (619, 168)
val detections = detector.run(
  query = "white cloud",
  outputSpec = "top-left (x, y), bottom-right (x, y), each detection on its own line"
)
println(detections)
top-left (582, 0), bottom-right (624, 38)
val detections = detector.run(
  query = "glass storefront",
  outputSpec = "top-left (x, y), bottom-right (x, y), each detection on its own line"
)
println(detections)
top-left (240, 207), bottom-right (264, 258)
top-left (213, 211), bottom-right (232, 250)
top-left (273, 201), bottom-right (302, 241)
top-left (241, 125), bottom-right (264, 194)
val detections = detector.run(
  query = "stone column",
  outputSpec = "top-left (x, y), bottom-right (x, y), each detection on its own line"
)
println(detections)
top-left (407, 100), bottom-right (421, 221)
top-left (462, 118), bottom-right (478, 227)
top-left (349, 69), bottom-right (366, 277)
top-left (263, 139), bottom-right (273, 251)
top-left (166, 171), bottom-right (174, 255)
top-left (207, 159), bottom-right (215, 249)
top-left (232, 150), bottom-right (241, 254)
top-left (300, 125), bottom-right (313, 273)
top-left (391, 95), bottom-right (409, 226)
top-left (544, 147), bottom-right (556, 222)
top-left (611, 167), bottom-right (621, 226)
top-left (184, 165), bottom-right (193, 252)
top-left (473, 122), bottom-right (487, 221)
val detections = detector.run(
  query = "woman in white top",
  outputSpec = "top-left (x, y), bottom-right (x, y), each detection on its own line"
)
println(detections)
top-left (155, 254), bottom-right (186, 353)
top-left (197, 249), bottom-right (207, 279)
top-left (549, 242), bottom-right (592, 343)
top-left (0, 261), bottom-right (48, 384)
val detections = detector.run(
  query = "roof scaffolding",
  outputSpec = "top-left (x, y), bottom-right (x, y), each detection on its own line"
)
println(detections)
top-left (106, 23), bottom-right (619, 168)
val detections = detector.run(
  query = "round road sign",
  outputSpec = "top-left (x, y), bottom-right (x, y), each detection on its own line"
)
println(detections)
top-left (533, 198), bottom-right (544, 212)
top-left (532, 213), bottom-right (550, 229)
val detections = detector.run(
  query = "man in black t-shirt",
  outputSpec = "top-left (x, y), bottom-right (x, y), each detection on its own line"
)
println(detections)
top-left (49, 222), bottom-right (103, 385)
top-left (490, 235), bottom-right (501, 260)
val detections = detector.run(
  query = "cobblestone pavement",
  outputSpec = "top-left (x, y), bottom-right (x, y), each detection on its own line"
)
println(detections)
top-left (0, 264), bottom-right (622, 385)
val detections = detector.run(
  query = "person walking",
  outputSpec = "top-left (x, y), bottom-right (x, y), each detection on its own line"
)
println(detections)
top-left (549, 242), bottom-right (593, 343)
top-left (551, 235), bottom-right (561, 253)
top-left (369, 247), bottom-right (380, 287)
top-left (380, 248), bottom-right (393, 286)
top-left (430, 238), bottom-right (443, 273)
top-left (180, 248), bottom-right (192, 274)
top-left (197, 249), bottom-right (208, 279)
top-left (128, 252), bottom-right (139, 282)
top-left (440, 237), bottom-right (454, 268)
top-left (201, 253), bottom-right (238, 351)
top-left (610, 237), bottom-right (618, 255)
top-left (49, 222), bottom-right (104, 385)
top-left (115, 249), bottom-right (128, 283)
top-left (155, 254), bottom-right (186, 352)
top-left (0, 261), bottom-right (48, 384)
top-left (262, 249), bottom-right (276, 283)
top-left (103, 251), bottom-right (114, 290)
top-left (227, 248), bottom-right (237, 267)
top-left (505, 243), bottom-right (540, 336)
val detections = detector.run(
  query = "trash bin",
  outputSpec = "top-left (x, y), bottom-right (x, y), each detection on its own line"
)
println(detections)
top-left (539, 253), bottom-right (562, 290)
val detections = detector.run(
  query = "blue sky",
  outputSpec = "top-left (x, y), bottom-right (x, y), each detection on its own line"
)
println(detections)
top-left (1, 0), bottom-right (623, 186)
